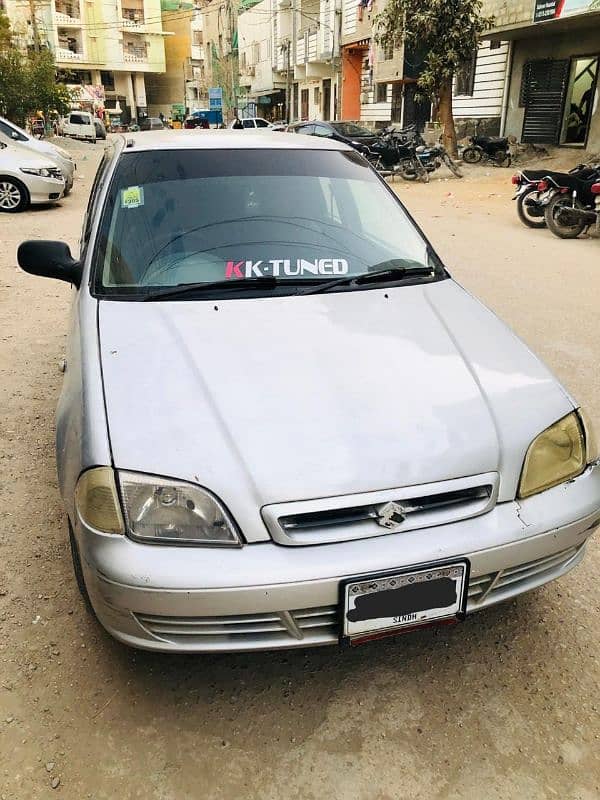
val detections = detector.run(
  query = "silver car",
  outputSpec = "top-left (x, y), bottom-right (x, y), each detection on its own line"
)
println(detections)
top-left (18, 132), bottom-right (600, 652)
top-left (0, 116), bottom-right (76, 194)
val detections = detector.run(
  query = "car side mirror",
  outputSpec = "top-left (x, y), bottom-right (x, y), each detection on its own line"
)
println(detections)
top-left (11, 131), bottom-right (19, 140)
top-left (17, 240), bottom-right (82, 287)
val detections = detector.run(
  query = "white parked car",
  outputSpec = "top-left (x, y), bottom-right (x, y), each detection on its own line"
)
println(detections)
top-left (0, 116), bottom-right (76, 194)
top-left (60, 111), bottom-right (96, 143)
top-left (229, 117), bottom-right (273, 130)
top-left (0, 142), bottom-right (65, 212)
top-left (16, 132), bottom-right (600, 652)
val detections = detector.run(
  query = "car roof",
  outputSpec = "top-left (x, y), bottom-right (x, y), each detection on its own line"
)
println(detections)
top-left (118, 130), bottom-right (352, 153)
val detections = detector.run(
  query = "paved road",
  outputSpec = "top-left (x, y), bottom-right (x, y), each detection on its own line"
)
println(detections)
top-left (0, 141), bottom-right (598, 799)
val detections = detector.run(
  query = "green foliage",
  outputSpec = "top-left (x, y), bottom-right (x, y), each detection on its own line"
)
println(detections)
top-left (375, 0), bottom-right (495, 98)
top-left (0, 13), bottom-right (74, 125)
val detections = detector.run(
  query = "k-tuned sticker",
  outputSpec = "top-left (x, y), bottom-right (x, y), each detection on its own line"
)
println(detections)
top-left (225, 258), bottom-right (349, 279)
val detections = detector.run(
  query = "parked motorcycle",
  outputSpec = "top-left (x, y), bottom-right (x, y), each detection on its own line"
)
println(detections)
top-left (362, 130), bottom-right (429, 182)
top-left (462, 121), bottom-right (512, 167)
top-left (511, 165), bottom-right (600, 229)
top-left (545, 174), bottom-right (600, 239)
top-left (412, 139), bottom-right (463, 179)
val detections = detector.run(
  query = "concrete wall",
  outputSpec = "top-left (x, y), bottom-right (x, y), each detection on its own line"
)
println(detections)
top-left (145, 10), bottom-right (192, 110)
top-left (482, 0), bottom-right (536, 29)
top-left (505, 29), bottom-right (600, 151)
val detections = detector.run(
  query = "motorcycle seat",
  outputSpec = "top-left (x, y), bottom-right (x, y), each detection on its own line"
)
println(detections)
top-left (475, 136), bottom-right (509, 147)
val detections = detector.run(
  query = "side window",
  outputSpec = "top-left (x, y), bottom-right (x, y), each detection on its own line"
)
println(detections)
top-left (313, 124), bottom-right (333, 138)
top-left (255, 118), bottom-right (269, 128)
top-left (242, 119), bottom-right (254, 128)
top-left (0, 121), bottom-right (26, 141)
top-left (298, 124), bottom-right (315, 135)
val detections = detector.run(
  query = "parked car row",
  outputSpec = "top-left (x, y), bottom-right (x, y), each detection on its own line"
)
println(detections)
top-left (0, 116), bottom-right (79, 212)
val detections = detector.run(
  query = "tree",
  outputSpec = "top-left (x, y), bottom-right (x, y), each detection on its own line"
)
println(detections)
top-left (375, 0), bottom-right (494, 156)
top-left (0, 11), bottom-right (73, 126)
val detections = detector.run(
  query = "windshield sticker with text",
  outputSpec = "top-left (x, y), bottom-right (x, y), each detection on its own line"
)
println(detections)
top-left (225, 259), bottom-right (349, 279)
top-left (121, 186), bottom-right (144, 209)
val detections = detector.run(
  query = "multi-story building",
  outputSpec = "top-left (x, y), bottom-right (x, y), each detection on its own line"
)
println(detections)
top-left (3, 0), bottom-right (168, 123)
top-left (145, 2), bottom-right (207, 118)
top-left (238, 0), bottom-right (285, 119)
top-left (238, 0), bottom-right (341, 122)
top-left (483, 0), bottom-right (600, 151)
top-left (201, 0), bottom-right (238, 120)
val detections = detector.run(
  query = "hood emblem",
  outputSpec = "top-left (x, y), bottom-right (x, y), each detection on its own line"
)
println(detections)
top-left (376, 501), bottom-right (409, 529)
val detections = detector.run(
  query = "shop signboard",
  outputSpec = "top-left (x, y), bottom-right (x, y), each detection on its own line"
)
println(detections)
top-left (209, 87), bottom-right (223, 110)
top-left (534, 0), bottom-right (600, 22)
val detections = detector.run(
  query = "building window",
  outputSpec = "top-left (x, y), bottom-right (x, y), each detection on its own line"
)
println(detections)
top-left (253, 42), bottom-right (260, 63)
top-left (383, 43), bottom-right (394, 61)
top-left (100, 70), bottom-right (114, 90)
top-left (454, 51), bottom-right (477, 96)
top-left (376, 82), bottom-right (387, 103)
top-left (489, 40), bottom-right (501, 50)
top-left (314, 86), bottom-right (320, 105)
top-left (192, 30), bottom-right (202, 46)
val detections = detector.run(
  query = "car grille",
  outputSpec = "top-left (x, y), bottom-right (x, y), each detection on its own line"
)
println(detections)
top-left (134, 605), bottom-right (339, 648)
top-left (467, 544), bottom-right (584, 609)
top-left (262, 474), bottom-right (498, 545)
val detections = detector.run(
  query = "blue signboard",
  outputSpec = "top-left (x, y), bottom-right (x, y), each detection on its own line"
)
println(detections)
top-left (208, 87), bottom-right (223, 110)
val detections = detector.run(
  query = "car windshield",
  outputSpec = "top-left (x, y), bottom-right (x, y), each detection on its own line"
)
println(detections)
top-left (331, 122), bottom-right (373, 137)
top-left (93, 147), bottom-right (441, 298)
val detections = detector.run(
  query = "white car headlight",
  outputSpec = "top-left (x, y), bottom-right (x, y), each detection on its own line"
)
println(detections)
top-left (118, 471), bottom-right (241, 546)
top-left (518, 411), bottom-right (591, 499)
top-left (21, 167), bottom-right (52, 177)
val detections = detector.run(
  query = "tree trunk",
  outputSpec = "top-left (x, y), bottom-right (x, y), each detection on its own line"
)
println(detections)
top-left (438, 79), bottom-right (457, 158)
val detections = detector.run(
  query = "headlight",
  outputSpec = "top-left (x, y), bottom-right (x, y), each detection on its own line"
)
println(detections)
top-left (518, 411), bottom-right (587, 498)
top-left (21, 167), bottom-right (52, 177)
top-left (75, 467), bottom-right (125, 534)
top-left (118, 472), bottom-right (241, 546)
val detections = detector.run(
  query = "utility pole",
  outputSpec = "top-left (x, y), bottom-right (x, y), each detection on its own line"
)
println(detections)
top-left (285, 39), bottom-right (291, 123)
top-left (183, 60), bottom-right (187, 116)
top-left (28, 0), bottom-right (40, 52)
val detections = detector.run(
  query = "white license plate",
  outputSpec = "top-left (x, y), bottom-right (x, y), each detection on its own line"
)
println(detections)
top-left (343, 561), bottom-right (469, 642)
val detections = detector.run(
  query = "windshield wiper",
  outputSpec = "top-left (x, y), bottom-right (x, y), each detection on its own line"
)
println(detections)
top-left (142, 276), bottom-right (294, 301)
top-left (299, 259), bottom-right (434, 296)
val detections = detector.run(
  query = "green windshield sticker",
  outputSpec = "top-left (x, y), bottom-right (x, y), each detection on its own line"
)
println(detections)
top-left (121, 186), bottom-right (144, 209)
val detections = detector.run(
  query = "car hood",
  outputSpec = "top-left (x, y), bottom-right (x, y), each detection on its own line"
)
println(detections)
top-left (0, 144), bottom-right (60, 171)
top-left (98, 280), bottom-right (573, 542)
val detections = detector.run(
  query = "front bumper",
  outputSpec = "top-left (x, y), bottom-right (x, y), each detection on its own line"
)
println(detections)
top-left (76, 466), bottom-right (600, 652)
top-left (28, 176), bottom-right (65, 204)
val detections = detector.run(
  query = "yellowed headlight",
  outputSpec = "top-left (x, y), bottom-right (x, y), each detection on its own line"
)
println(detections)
top-left (75, 467), bottom-right (125, 534)
top-left (518, 412), bottom-right (586, 499)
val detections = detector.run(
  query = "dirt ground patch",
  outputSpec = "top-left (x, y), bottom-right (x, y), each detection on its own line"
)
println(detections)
top-left (0, 140), bottom-right (599, 800)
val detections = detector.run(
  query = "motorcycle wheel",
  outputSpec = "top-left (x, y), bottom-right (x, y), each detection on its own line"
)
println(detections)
top-left (545, 194), bottom-right (587, 239)
top-left (494, 150), bottom-right (512, 168)
top-left (398, 160), bottom-right (418, 181)
top-left (516, 186), bottom-right (547, 229)
top-left (442, 153), bottom-right (463, 178)
top-left (461, 147), bottom-right (482, 164)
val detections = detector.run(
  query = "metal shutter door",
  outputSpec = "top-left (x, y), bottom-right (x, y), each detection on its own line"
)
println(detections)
top-left (521, 59), bottom-right (570, 144)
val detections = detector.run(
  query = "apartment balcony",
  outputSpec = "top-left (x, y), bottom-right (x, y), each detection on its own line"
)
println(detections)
top-left (55, 11), bottom-right (82, 25)
top-left (54, 1), bottom-right (81, 25)
top-left (56, 46), bottom-right (84, 60)
top-left (123, 45), bottom-right (148, 62)
top-left (121, 8), bottom-right (145, 29)
top-left (191, 44), bottom-right (204, 61)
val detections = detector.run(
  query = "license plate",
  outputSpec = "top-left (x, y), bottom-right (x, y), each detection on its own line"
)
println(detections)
top-left (343, 560), bottom-right (469, 643)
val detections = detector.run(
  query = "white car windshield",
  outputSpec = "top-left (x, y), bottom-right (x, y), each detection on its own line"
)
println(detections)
top-left (93, 148), bottom-right (441, 298)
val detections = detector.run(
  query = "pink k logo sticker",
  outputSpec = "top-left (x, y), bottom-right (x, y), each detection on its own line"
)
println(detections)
top-left (225, 261), bottom-right (244, 279)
